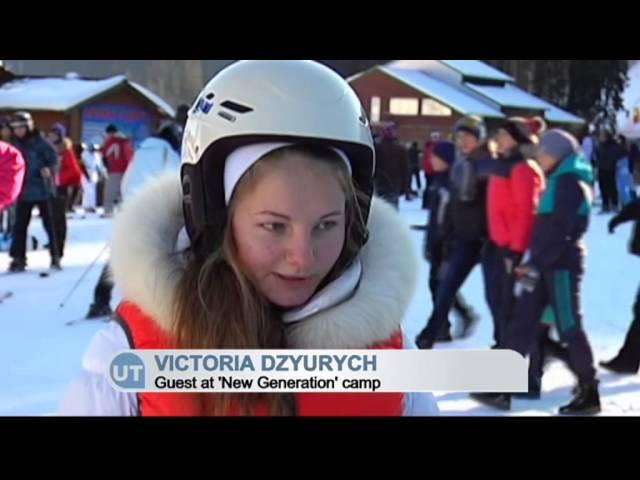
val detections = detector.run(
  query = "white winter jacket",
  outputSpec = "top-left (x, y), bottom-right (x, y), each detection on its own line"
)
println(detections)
top-left (121, 137), bottom-right (180, 201)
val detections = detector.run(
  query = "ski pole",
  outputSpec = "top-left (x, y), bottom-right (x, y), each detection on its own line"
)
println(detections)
top-left (58, 242), bottom-right (110, 309)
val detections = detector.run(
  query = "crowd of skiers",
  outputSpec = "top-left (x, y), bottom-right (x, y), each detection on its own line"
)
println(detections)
top-left (0, 109), bottom-right (186, 317)
top-left (405, 114), bottom-right (640, 415)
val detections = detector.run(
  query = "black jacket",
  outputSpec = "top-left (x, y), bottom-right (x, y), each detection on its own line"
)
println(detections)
top-left (425, 172), bottom-right (454, 259)
top-left (374, 139), bottom-right (409, 196)
top-left (448, 145), bottom-right (495, 242)
top-left (611, 198), bottom-right (640, 256)
top-left (595, 140), bottom-right (626, 171)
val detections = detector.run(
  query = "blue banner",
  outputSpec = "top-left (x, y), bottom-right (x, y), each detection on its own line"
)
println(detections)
top-left (81, 103), bottom-right (152, 148)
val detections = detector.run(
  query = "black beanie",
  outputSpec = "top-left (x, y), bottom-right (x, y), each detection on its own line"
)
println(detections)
top-left (499, 119), bottom-right (532, 145)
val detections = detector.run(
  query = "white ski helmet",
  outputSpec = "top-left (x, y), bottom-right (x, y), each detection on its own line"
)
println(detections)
top-left (181, 60), bottom-right (375, 255)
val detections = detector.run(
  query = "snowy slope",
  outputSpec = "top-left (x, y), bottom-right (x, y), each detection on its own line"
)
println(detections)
top-left (0, 199), bottom-right (639, 416)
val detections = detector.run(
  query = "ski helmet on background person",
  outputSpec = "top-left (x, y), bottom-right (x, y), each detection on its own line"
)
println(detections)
top-left (181, 60), bottom-right (376, 257)
top-left (10, 111), bottom-right (34, 131)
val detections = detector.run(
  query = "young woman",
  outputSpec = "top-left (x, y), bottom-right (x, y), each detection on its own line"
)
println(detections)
top-left (58, 60), bottom-right (438, 416)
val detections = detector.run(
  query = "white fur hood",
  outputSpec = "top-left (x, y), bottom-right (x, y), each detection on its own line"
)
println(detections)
top-left (110, 173), bottom-right (419, 348)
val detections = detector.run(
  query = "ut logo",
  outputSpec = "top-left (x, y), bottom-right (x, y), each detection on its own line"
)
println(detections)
top-left (110, 352), bottom-right (146, 389)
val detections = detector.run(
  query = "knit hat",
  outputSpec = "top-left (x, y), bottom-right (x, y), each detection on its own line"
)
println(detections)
top-left (527, 116), bottom-right (547, 137)
top-left (454, 115), bottom-right (486, 140)
top-left (499, 118), bottom-right (533, 145)
top-left (538, 129), bottom-right (580, 161)
top-left (49, 122), bottom-right (66, 138)
top-left (381, 124), bottom-right (397, 140)
top-left (223, 143), bottom-right (351, 205)
top-left (432, 141), bottom-right (456, 166)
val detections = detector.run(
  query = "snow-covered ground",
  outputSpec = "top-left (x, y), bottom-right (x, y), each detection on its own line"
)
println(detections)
top-left (1, 196), bottom-right (639, 416)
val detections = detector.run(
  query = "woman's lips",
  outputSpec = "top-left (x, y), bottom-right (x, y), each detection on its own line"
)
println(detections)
top-left (273, 273), bottom-right (314, 285)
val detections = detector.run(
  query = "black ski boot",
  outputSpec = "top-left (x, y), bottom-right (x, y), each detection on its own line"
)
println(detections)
top-left (51, 258), bottom-right (62, 271)
top-left (558, 380), bottom-right (601, 415)
top-left (436, 321), bottom-right (453, 343)
top-left (8, 259), bottom-right (26, 273)
top-left (415, 328), bottom-right (435, 350)
top-left (600, 307), bottom-right (640, 374)
top-left (599, 356), bottom-right (639, 374)
top-left (470, 392), bottom-right (511, 411)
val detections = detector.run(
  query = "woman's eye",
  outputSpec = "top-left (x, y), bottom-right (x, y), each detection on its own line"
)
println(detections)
top-left (316, 221), bottom-right (338, 232)
top-left (261, 223), bottom-right (286, 233)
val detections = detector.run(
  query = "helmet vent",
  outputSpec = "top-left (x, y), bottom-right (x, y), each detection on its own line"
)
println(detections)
top-left (220, 100), bottom-right (254, 114)
top-left (218, 111), bottom-right (237, 123)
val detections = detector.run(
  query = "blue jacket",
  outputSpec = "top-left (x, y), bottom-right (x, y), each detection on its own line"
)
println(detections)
top-left (529, 153), bottom-right (593, 270)
top-left (13, 131), bottom-right (58, 202)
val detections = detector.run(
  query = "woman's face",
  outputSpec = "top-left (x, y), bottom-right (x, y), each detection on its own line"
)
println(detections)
top-left (431, 154), bottom-right (449, 173)
top-left (0, 125), bottom-right (11, 141)
top-left (536, 152), bottom-right (557, 173)
top-left (455, 131), bottom-right (479, 156)
top-left (47, 131), bottom-right (61, 145)
top-left (496, 129), bottom-right (518, 155)
top-left (231, 154), bottom-right (347, 308)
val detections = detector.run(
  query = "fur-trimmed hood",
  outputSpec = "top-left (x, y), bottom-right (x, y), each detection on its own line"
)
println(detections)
top-left (110, 174), bottom-right (418, 348)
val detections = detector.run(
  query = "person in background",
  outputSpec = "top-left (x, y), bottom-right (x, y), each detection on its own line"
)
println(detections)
top-left (423, 140), bottom-right (477, 342)
top-left (0, 116), bottom-right (16, 249)
top-left (472, 129), bottom-right (600, 415)
top-left (47, 123), bottom-right (83, 259)
top-left (415, 116), bottom-right (496, 348)
top-left (629, 143), bottom-right (640, 185)
top-left (175, 104), bottom-right (190, 130)
top-left (486, 118), bottom-right (545, 349)
top-left (100, 124), bottom-right (133, 217)
top-left (80, 142), bottom-right (105, 214)
top-left (616, 135), bottom-right (637, 207)
top-left (374, 124), bottom-right (410, 210)
top-left (600, 198), bottom-right (640, 374)
top-left (594, 131), bottom-right (624, 213)
top-left (85, 121), bottom-right (183, 319)
top-left (421, 132), bottom-right (440, 209)
top-left (0, 139), bottom-right (25, 299)
top-left (0, 116), bottom-right (12, 142)
top-left (408, 141), bottom-right (422, 195)
top-left (8, 112), bottom-right (60, 272)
